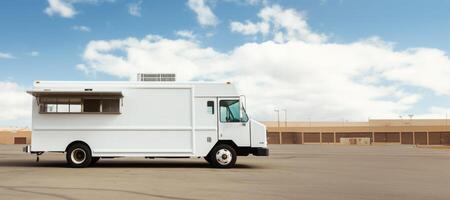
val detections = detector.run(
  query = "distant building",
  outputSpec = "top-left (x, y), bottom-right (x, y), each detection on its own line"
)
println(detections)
top-left (0, 128), bottom-right (31, 144)
top-left (263, 119), bottom-right (450, 145)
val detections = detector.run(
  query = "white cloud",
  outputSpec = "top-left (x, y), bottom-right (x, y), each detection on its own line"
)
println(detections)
top-left (44, 0), bottom-right (114, 18)
top-left (414, 107), bottom-right (450, 119)
top-left (230, 5), bottom-right (327, 43)
top-left (175, 30), bottom-right (196, 40)
top-left (78, 34), bottom-right (450, 121)
top-left (128, 0), bottom-right (142, 17)
top-left (0, 52), bottom-right (14, 59)
top-left (230, 21), bottom-right (270, 35)
top-left (0, 82), bottom-right (30, 121)
top-left (77, 5), bottom-right (450, 121)
top-left (44, 0), bottom-right (76, 18)
top-left (187, 0), bottom-right (218, 27)
top-left (72, 25), bottom-right (91, 32)
top-left (78, 35), bottom-right (227, 81)
top-left (224, 0), bottom-right (266, 6)
top-left (245, 0), bottom-right (262, 5)
top-left (76, 64), bottom-right (90, 74)
top-left (30, 51), bottom-right (39, 56)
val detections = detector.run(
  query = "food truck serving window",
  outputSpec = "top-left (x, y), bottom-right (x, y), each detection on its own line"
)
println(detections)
top-left (40, 97), bottom-right (82, 113)
top-left (39, 96), bottom-right (121, 114)
top-left (29, 91), bottom-right (123, 114)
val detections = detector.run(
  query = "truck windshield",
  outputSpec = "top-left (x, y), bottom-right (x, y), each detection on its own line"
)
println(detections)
top-left (220, 100), bottom-right (241, 122)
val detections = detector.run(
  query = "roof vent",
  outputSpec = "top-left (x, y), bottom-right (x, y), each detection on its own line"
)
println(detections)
top-left (137, 73), bottom-right (176, 82)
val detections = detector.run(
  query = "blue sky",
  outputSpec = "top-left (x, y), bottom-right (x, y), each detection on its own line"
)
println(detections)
top-left (1, 0), bottom-right (450, 126)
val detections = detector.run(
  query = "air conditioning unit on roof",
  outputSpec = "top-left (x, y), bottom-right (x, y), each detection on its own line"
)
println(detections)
top-left (137, 73), bottom-right (176, 82)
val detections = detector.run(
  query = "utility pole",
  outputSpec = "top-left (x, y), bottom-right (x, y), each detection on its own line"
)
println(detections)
top-left (274, 109), bottom-right (281, 144)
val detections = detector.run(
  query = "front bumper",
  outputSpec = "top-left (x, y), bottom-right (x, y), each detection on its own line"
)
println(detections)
top-left (252, 147), bottom-right (269, 156)
top-left (23, 145), bottom-right (31, 154)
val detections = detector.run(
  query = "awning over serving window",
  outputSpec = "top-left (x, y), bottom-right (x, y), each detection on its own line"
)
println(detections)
top-left (26, 90), bottom-right (123, 97)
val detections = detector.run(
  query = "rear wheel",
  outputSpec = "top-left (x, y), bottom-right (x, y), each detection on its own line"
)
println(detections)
top-left (66, 143), bottom-right (92, 168)
top-left (208, 144), bottom-right (237, 168)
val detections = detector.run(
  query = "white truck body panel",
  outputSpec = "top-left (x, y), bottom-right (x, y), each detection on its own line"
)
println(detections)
top-left (29, 81), bottom-right (267, 157)
top-left (250, 119), bottom-right (267, 148)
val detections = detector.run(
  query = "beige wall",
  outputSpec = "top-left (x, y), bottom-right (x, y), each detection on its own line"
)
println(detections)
top-left (264, 119), bottom-right (450, 133)
top-left (263, 119), bottom-right (450, 145)
top-left (0, 129), bottom-right (31, 144)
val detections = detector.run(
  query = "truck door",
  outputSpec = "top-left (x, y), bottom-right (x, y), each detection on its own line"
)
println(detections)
top-left (218, 98), bottom-right (250, 146)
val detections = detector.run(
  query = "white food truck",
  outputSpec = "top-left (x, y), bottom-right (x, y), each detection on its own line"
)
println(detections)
top-left (24, 77), bottom-right (268, 168)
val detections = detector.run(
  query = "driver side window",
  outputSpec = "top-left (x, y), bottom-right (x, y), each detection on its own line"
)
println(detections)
top-left (220, 100), bottom-right (241, 122)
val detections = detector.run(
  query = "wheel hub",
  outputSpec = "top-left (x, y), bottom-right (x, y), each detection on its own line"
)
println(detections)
top-left (71, 148), bottom-right (86, 164)
top-left (216, 149), bottom-right (232, 165)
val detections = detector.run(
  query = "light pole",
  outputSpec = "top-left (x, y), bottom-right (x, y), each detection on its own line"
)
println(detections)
top-left (274, 109), bottom-right (281, 144)
top-left (408, 114), bottom-right (415, 145)
top-left (369, 117), bottom-right (374, 144)
top-left (399, 115), bottom-right (404, 144)
top-left (282, 109), bottom-right (287, 127)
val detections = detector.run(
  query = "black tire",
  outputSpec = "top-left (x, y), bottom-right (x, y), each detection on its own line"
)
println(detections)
top-left (208, 144), bottom-right (237, 168)
top-left (66, 143), bottom-right (92, 168)
top-left (90, 157), bottom-right (100, 166)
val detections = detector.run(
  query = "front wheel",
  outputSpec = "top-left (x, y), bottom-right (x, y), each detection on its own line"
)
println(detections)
top-left (208, 144), bottom-right (237, 168)
top-left (66, 143), bottom-right (92, 168)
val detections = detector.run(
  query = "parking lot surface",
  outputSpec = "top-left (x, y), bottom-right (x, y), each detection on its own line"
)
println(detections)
top-left (1, 144), bottom-right (450, 200)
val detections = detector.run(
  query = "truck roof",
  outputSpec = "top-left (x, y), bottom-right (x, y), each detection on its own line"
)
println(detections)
top-left (29, 81), bottom-right (240, 97)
